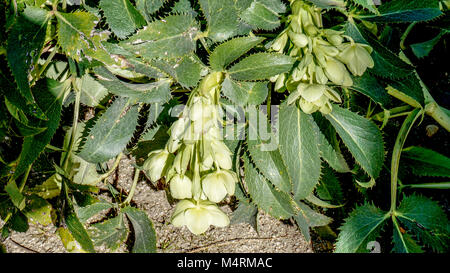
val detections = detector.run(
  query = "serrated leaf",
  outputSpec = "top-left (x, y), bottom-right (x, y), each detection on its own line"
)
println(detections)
top-left (209, 36), bottom-right (265, 71)
top-left (397, 194), bottom-right (450, 252)
top-left (392, 218), bottom-right (424, 253)
top-left (100, 0), bottom-right (146, 39)
top-left (136, 0), bottom-right (165, 21)
top-left (62, 180), bottom-right (95, 253)
top-left (228, 53), bottom-right (295, 81)
top-left (30, 174), bottom-right (62, 199)
top-left (199, 0), bottom-right (239, 42)
top-left (349, 73), bottom-right (391, 108)
top-left (351, 0), bottom-right (378, 14)
top-left (316, 166), bottom-right (344, 204)
top-left (149, 54), bottom-right (205, 88)
top-left (14, 79), bottom-right (67, 179)
top-left (22, 195), bottom-right (53, 226)
top-left (344, 21), bottom-right (414, 79)
top-left (306, 0), bottom-right (346, 9)
top-left (335, 203), bottom-right (389, 253)
top-left (384, 74), bottom-right (425, 107)
top-left (243, 155), bottom-right (296, 220)
top-left (0, 70), bottom-right (46, 122)
top-left (325, 105), bottom-right (384, 179)
top-left (230, 199), bottom-right (258, 230)
top-left (77, 97), bottom-right (139, 163)
top-left (241, 0), bottom-right (286, 31)
top-left (247, 106), bottom-right (291, 193)
top-left (279, 104), bottom-right (321, 200)
top-left (55, 11), bottom-right (117, 65)
top-left (221, 77), bottom-right (268, 106)
top-left (5, 180), bottom-right (26, 210)
top-left (122, 206), bottom-right (157, 253)
top-left (78, 74), bottom-right (109, 107)
top-left (89, 214), bottom-right (128, 251)
top-left (6, 6), bottom-right (49, 117)
top-left (359, 0), bottom-right (442, 23)
top-left (76, 201), bottom-right (114, 223)
top-left (401, 146), bottom-right (450, 177)
top-left (94, 66), bottom-right (171, 103)
top-left (297, 201), bottom-right (332, 227)
top-left (411, 30), bottom-right (448, 59)
top-left (121, 14), bottom-right (198, 60)
top-left (316, 126), bottom-right (350, 173)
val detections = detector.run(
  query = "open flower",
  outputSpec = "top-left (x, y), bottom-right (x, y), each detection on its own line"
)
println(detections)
top-left (143, 149), bottom-right (173, 182)
top-left (171, 199), bottom-right (229, 235)
top-left (169, 174), bottom-right (192, 199)
top-left (338, 43), bottom-right (374, 76)
top-left (201, 170), bottom-right (236, 203)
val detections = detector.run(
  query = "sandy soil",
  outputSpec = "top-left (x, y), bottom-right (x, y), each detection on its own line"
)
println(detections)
top-left (2, 157), bottom-right (313, 253)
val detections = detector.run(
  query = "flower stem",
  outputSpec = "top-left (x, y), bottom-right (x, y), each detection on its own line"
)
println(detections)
top-left (123, 168), bottom-right (140, 205)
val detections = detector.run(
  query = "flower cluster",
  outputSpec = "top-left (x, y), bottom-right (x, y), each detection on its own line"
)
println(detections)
top-left (143, 72), bottom-right (237, 235)
top-left (271, 0), bottom-right (374, 114)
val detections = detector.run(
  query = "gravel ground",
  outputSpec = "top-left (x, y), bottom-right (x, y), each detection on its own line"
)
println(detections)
top-left (2, 157), bottom-right (313, 253)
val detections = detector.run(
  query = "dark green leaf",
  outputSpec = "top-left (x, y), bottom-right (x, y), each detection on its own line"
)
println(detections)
top-left (359, 0), bottom-right (442, 23)
top-left (199, 0), bottom-right (239, 42)
top-left (94, 66), bottom-right (171, 103)
top-left (6, 6), bottom-right (49, 116)
top-left (247, 106), bottom-right (292, 193)
top-left (100, 0), bottom-right (146, 39)
top-left (228, 53), bottom-right (295, 81)
top-left (77, 97), bottom-right (139, 163)
top-left (240, 0), bottom-right (286, 31)
top-left (14, 79), bottom-right (67, 179)
top-left (402, 146), bottom-right (450, 177)
top-left (122, 206), bottom-right (157, 253)
top-left (121, 14), bottom-right (198, 60)
top-left (89, 214), bottom-right (128, 251)
top-left (279, 104), bottom-right (321, 200)
top-left (349, 73), bottom-right (391, 108)
top-left (397, 194), bottom-right (450, 252)
top-left (243, 155), bottom-right (296, 220)
top-left (221, 77), bottom-right (268, 106)
top-left (335, 203), bottom-right (389, 253)
top-left (325, 105), bottom-right (384, 179)
top-left (209, 36), bottom-right (265, 71)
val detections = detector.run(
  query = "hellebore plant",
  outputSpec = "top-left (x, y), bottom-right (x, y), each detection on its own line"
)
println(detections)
top-left (0, 0), bottom-right (449, 254)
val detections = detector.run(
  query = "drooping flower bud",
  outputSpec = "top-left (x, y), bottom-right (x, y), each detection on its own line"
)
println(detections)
top-left (288, 31), bottom-right (308, 48)
top-left (171, 199), bottom-right (229, 235)
top-left (201, 170), bottom-right (236, 203)
top-left (143, 149), bottom-right (173, 182)
top-left (323, 58), bottom-right (353, 86)
top-left (169, 174), bottom-right (193, 200)
top-left (271, 33), bottom-right (288, 52)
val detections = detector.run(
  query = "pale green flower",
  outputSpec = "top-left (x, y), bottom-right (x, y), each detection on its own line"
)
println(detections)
top-left (202, 170), bottom-right (236, 203)
top-left (171, 199), bottom-right (229, 235)
top-left (169, 174), bottom-right (193, 200)
top-left (323, 58), bottom-right (353, 86)
top-left (338, 43), bottom-right (374, 76)
top-left (143, 149), bottom-right (173, 182)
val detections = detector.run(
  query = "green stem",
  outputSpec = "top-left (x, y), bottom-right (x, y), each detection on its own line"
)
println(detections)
top-left (62, 79), bottom-right (81, 170)
top-left (18, 165), bottom-right (32, 192)
top-left (94, 153), bottom-right (123, 184)
top-left (400, 22), bottom-right (417, 50)
top-left (31, 48), bottom-right (57, 86)
top-left (390, 108), bottom-right (422, 213)
top-left (199, 37), bottom-right (211, 55)
top-left (425, 102), bottom-right (450, 131)
top-left (123, 168), bottom-right (140, 205)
